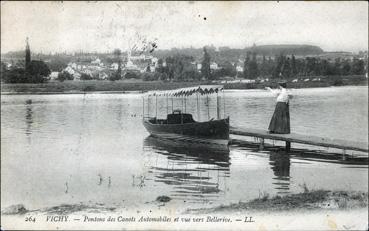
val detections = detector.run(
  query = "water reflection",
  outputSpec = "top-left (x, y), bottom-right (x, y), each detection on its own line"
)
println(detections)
top-left (142, 136), bottom-right (230, 202)
top-left (25, 100), bottom-right (33, 142)
top-left (269, 151), bottom-right (291, 194)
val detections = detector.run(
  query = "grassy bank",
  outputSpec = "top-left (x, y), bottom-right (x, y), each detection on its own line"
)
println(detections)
top-left (2, 190), bottom-right (367, 216)
top-left (1, 76), bottom-right (367, 94)
top-left (188, 190), bottom-right (368, 214)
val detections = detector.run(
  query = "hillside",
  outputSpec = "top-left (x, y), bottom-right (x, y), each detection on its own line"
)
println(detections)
top-left (247, 44), bottom-right (324, 56)
top-left (152, 44), bottom-right (325, 63)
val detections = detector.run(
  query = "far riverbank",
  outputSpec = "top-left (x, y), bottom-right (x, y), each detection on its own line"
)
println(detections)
top-left (1, 76), bottom-right (367, 94)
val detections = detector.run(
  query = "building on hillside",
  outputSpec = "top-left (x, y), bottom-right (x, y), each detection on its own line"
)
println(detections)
top-left (210, 62), bottom-right (219, 70)
top-left (91, 58), bottom-right (101, 65)
top-left (73, 72), bottom-right (81, 80)
top-left (49, 71), bottom-right (59, 80)
top-left (152, 57), bottom-right (158, 67)
top-left (99, 72), bottom-right (109, 80)
top-left (111, 63), bottom-right (119, 70)
top-left (64, 66), bottom-right (75, 75)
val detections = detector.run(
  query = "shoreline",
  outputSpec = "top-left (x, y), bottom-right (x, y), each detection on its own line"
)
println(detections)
top-left (2, 190), bottom-right (367, 216)
top-left (1, 78), bottom-right (367, 95)
top-left (2, 190), bottom-right (368, 230)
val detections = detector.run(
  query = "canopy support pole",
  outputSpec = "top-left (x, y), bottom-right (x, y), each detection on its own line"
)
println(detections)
top-left (184, 97), bottom-right (186, 113)
top-left (181, 95), bottom-right (184, 112)
top-left (171, 97), bottom-right (173, 113)
top-left (216, 91), bottom-right (220, 120)
top-left (181, 96), bottom-right (184, 124)
top-left (142, 96), bottom-right (145, 121)
top-left (155, 95), bottom-right (158, 119)
top-left (166, 95), bottom-right (169, 116)
top-left (223, 90), bottom-right (226, 118)
top-left (147, 96), bottom-right (150, 118)
top-left (206, 94), bottom-right (210, 120)
top-left (196, 92), bottom-right (200, 121)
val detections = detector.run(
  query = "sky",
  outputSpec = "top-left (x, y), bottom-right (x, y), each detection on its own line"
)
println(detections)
top-left (1, 1), bottom-right (368, 54)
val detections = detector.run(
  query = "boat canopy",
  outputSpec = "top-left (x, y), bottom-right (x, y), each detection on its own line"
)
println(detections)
top-left (146, 85), bottom-right (224, 97)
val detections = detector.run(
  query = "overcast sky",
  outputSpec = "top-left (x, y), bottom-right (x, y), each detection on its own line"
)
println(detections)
top-left (1, 1), bottom-right (368, 54)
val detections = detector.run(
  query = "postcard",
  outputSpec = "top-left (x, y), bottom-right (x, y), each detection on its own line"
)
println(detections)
top-left (1, 1), bottom-right (368, 230)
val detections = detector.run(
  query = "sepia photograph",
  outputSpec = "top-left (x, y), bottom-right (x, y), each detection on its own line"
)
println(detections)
top-left (1, 1), bottom-right (368, 230)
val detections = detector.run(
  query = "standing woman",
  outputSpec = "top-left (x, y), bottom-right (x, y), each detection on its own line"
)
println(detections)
top-left (265, 81), bottom-right (292, 134)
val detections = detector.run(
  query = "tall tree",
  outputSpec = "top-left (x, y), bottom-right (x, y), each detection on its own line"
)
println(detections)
top-left (273, 54), bottom-right (283, 78)
top-left (351, 58), bottom-right (365, 75)
top-left (334, 58), bottom-right (342, 75)
top-left (156, 58), bottom-right (164, 73)
top-left (201, 47), bottom-right (211, 80)
top-left (259, 55), bottom-right (268, 77)
top-left (291, 55), bottom-right (297, 76)
top-left (25, 37), bottom-right (31, 69)
top-left (112, 49), bottom-right (122, 80)
top-left (248, 52), bottom-right (258, 79)
top-left (341, 59), bottom-right (351, 75)
top-left (282, 57), bottom-right (292, 78)
top-left (243, 52), bottom-right (250, 79)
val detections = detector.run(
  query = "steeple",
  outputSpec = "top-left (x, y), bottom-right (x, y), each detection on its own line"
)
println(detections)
top-left (25, 37), bottom-right (31, 67)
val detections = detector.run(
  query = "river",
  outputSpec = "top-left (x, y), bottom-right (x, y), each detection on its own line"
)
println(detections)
top-left (1, 86), bottom-right (368, 211)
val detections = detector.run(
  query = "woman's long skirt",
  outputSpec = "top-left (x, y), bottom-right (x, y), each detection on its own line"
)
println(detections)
top-left (268, 102), bottom-right (290, 134)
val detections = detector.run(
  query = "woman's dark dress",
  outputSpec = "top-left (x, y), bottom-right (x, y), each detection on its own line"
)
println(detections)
top-left (268, 102), bottom-right (290, 134)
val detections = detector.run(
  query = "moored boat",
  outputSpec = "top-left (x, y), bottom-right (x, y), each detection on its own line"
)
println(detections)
top-left (142, 85), bottom-right (230, 148)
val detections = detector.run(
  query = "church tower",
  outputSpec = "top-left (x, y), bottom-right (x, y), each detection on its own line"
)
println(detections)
top-left (25, 37), bottom-right (31, 67)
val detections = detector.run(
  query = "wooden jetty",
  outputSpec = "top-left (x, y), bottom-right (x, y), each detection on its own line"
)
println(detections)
top-left (230, 127), bottom-right (368, 156)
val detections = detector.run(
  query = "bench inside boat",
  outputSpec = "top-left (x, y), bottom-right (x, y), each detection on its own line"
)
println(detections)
top-left (149, 110), bottom-right (196, 124)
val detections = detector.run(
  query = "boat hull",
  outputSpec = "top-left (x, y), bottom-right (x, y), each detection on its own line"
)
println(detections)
top-left (143, 117), bottom-right (230, 148)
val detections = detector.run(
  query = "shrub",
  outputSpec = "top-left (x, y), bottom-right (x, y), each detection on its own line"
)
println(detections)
top-left (57, 71), bottom-right (74, 82)
top-left (125, 71), bottom-right (140, 79)
top-left (80, 73), bottom-right (93, 80)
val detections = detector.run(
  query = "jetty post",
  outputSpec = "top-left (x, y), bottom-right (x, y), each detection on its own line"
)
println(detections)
top-left (342, 149), bottom-right (347, 160)
top-left (286, 141), bottom-right (291, 152)
top-left (259, 138), bottom-right (265, 150)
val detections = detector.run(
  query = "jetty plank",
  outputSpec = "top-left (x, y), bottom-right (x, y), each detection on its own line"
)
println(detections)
top-left (230, 126), bottom-right (368, 153)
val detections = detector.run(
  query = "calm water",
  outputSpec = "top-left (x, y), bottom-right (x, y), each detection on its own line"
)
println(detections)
top-left (1, 86), bottom-right (368, 211)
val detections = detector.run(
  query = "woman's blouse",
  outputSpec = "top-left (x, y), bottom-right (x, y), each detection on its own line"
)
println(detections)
top-left (276, 88), bottom-right (289, 103)
top-left (268, 87), bottom-right (291, 103)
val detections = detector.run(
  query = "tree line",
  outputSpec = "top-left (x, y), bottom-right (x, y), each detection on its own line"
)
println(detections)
top-left (243, 53), bottom-right (367, 79)
top-left (1, 47), bottom-right (367, 83)
top-left (1, 60), bottom-right (51, 83)
top-left (147, 48), bottom-right (367, 81)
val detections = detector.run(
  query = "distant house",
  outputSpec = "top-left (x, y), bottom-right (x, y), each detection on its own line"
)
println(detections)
top-left (49, 71), bottom-right (59, 80)
top-left (64, 66), bottom-right (75, 75)
top-left (82, 69), bottom-right (93, 77)
top-left (125, 60), bottom-right (139, 71)
top-left (236, 65), bottom-right (244, 72)
top-left (111, 63), bottom-right (119, 70)
top-left (99, 72), bottom-right (108, 80)
top-left (151, 57), bottom-right (158, 67)
top-left (149, 65), bottom-right (156, 72)
top-left (240, 79), bottom-right (256, 83)
top-left (210, 62), bottom-right (218, 70)
top-left (91, 58), bottom-right (101, 65)
top-left (197, 63), bottom-right (202, 70)
top-left (73, 72), bottom-right (81, 80)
